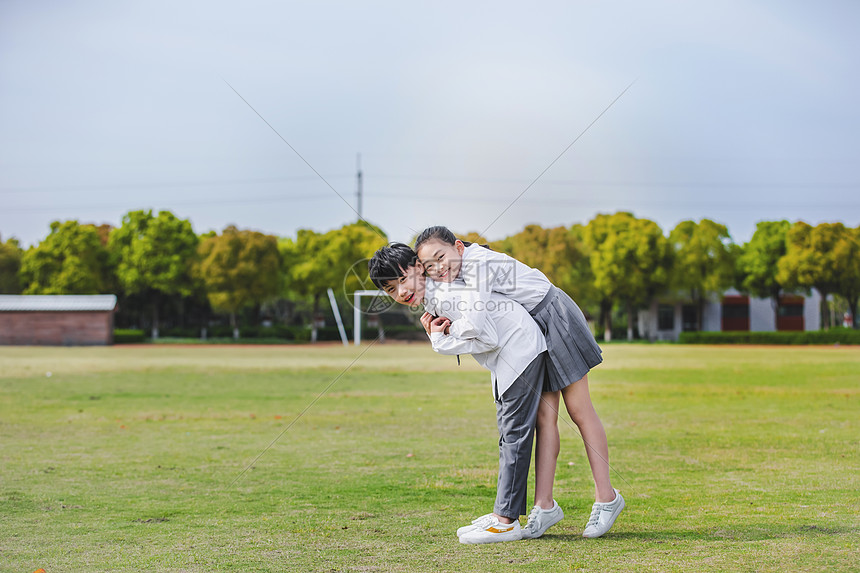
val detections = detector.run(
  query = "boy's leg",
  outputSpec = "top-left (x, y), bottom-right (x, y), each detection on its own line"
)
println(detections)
top-left (493, 353), bottom-right (545, 521)
top-left (460, 353), bottom-right (545, 544)
top-left (533, 391), bottom-right (560, 510)
top-left (560, 374), bottom-right (614, 502)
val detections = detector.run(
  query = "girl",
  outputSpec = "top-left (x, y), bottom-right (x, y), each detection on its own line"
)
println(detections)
top-left (414, 226), bottom-right (624, 539)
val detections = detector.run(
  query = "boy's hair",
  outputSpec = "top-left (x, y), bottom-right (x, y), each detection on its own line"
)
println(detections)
top-left (368, 243), bottom-right (419, 290)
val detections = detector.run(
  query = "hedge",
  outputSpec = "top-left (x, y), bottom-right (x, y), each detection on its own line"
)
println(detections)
top-left (116, 324), bottom-right (426, 344)
top-left (113, 329), bottom-right (146, 344)
top-left (678, 328), bottom-right (860, 345)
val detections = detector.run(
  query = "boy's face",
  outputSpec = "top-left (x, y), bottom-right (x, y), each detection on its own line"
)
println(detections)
top-left (380, 262), bottom-right (426, 308)
top-left (416, 239), bottom-right (465, 283)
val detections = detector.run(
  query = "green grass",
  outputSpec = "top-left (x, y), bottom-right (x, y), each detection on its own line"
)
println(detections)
top-left (1, 343), bottom-right (858, 572)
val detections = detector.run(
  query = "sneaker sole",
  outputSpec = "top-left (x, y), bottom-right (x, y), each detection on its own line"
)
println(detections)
top-left (459, 531), bottom-right (523, 544)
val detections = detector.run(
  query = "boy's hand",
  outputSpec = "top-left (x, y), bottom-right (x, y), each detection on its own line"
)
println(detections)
top-left (420, 312), bottom-right (435, 335)
top-left (430, 316), bottom-right (451, 335)
top-left (420, 312), bottom-right (451, 335)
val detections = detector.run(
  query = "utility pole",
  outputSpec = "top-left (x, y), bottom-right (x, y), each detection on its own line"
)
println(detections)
top-left (356, 153), bottom-right (363, 219)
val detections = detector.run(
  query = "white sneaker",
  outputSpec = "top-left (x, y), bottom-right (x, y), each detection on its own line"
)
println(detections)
top-left (456, 513), bottom-right (494, 537)
top-left (582, 489), bottom-right (625, 538)
top-left (521, 500), bottom-right (564, 539)
top-left (459, 515), bottom-right (523, 544)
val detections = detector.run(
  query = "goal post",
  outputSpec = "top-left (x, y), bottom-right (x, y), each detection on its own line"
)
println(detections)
top-left (353, 289), bottom-right (386, 345)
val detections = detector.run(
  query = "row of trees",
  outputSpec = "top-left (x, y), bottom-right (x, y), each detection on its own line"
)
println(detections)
top-left (0, 211), bottom-right (387, 341)
top-left (1, 211), bottom-right (858, 341)
top-left (465, 215), bottom-right (859, 339)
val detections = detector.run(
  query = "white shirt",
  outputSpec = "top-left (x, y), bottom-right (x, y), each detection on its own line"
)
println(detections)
top-left (445, 244), bottom-right (552, 342)
top-left (424, 278), bottom-right (546, 398)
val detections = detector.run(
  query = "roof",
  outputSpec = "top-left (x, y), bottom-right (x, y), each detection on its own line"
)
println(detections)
top-left (0, 295), bottom-right (118, 312)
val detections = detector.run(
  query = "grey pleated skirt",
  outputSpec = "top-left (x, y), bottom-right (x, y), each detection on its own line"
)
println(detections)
top-left (529, 286), bottom-right (603, 392)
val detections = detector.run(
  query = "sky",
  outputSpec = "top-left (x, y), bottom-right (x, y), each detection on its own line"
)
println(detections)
top-left (1, 0), bottom-right (859, 248)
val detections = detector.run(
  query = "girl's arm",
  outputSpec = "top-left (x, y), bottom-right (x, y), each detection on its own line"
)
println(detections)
top-left (447, 255), bottom-right (497, 341)
top-left (426, 290), bottom-right (499, 356)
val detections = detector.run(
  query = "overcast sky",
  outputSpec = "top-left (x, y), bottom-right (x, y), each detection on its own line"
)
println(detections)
top-left (2, 0), bottom-right (858, 248)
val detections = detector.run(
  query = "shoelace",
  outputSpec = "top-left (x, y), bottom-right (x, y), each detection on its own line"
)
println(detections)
top-left (524, 506), bottom-right (541, 530)
top-left (586, 504), bottom-right (603, 527)
top-left (472, 514), bottom-right (495, 529)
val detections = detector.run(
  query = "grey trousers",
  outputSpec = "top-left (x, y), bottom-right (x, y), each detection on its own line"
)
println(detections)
top-left (493, 351), bottom-right (546, 519)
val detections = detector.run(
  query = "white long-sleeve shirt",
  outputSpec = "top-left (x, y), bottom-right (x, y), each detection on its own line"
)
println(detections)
top-left (424, 278), bottom-right (546, 398)
top-left (447, 244), bottom-right (552, 342)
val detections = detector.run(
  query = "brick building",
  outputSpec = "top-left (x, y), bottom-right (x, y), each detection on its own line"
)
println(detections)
top-left (0, 295), bottom-right (118, 346)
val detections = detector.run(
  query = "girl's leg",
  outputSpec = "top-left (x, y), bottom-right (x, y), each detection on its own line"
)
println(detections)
top-left (533, 391), bottom-right (560, 510)
top-left (560, 374), bottom-right (615, 503)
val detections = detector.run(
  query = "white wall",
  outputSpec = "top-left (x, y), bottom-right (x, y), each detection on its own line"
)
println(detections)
top-left (804, 289), bottom-right (822, 331)
top-left (750, 297), bottom-right (776, 331)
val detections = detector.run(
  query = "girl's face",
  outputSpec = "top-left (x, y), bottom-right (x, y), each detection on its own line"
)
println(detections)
top-left (381, 263), bottom-right (426, 308)
top-left (417, 238), bottom-right (465, 283)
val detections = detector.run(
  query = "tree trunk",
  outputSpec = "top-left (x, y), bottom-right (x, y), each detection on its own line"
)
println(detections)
top-left (848, 295), bottom-right (858, 329)
top-left (376, 314), bottom-right (386, 343)
top-left (819, 289), bottom-right (830, 330)
top-left (603, 300), bottom-right (612, 343)
top-left (626, 299), bottom-right (634, 341)
top-left (231, 312), bottom-right (239, 340)
top-left (151, 293), bottom-right (159, 340)
top-left (696, 294), bottom-right (705, 333)
top-left (311, 294), bottom-right (320, 343)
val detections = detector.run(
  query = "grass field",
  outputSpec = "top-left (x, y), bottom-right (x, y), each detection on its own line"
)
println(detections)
top-left (1, 343), bottom-right (858, 572)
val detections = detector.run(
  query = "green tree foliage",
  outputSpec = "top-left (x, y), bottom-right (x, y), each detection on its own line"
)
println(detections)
top-left (835, 227), bottom-right (860, 328)
top-left (669, 219), bottom-right (736, 331)
top-left (778, 222), bottom-right (860, 329)
top-left (584, 212), bottom-right (671, 341)
top-left (0, 235), bottom-right (24, 294)
top-left (491, 224), bottom-right (597, 313)
top-left (280, 221), bottom-right (387, 342)
top-left (737, 220), bottom-right (791, 325)
top-left (195, 226), bottom-right (282, 338)
top-left (458, 231), bottom-right (490, 245)
top-left (109, 210), bottom-right (199, 338)
top-left (19, 221), bottom-right (114, 294)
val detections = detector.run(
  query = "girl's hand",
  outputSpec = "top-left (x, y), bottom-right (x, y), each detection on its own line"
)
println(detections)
top-left (430, 316), bottom-right (451, 335)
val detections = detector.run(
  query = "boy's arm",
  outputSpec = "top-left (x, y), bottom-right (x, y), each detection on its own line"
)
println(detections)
top-left (429, 324), bottom-right (498, 355)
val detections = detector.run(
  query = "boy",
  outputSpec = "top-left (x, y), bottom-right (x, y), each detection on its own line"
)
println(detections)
top-left (369, 243), bottom-right (547, 544)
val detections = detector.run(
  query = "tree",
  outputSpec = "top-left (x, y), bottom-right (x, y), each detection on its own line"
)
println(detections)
top-left (492, 224), bottom-right (596, 312)
top-left (0, 235), bottom-right (23, 294)
top-left (737, 220), bottom-right (791, 326)
top-left (281, 222), bottom-right (387, 342)
top-left (835, 227), bottom-right (860, 328)
top-left (584, 213), bottom-right (671, 341)
top-left (458, 231), bottom-right (490, 245)
top-left (109, 210), bottom-right (199, 339)
top-left (778, 222), bottom-right (860, 329)
top-left (19, 221), bottom-right (114, 294)
top-left (669, 219), bottom-right (736, 332)
top-left (195, 226), bottom-right (282, 339)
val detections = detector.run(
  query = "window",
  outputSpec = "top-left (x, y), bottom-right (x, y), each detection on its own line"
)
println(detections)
top-left (682, 305), bottom-right (698, 332)
top-left (657, 305), bottom-right (675, 331)
top-left (721, 295), bottom-right (750, 331)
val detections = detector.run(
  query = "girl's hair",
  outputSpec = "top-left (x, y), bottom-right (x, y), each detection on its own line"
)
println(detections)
top-left (414, 226), bottom-right (473, 252)
top-left (414, 225), bottom-right (491, 252)
top-left (368, 242), bottom-right (419, 290)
